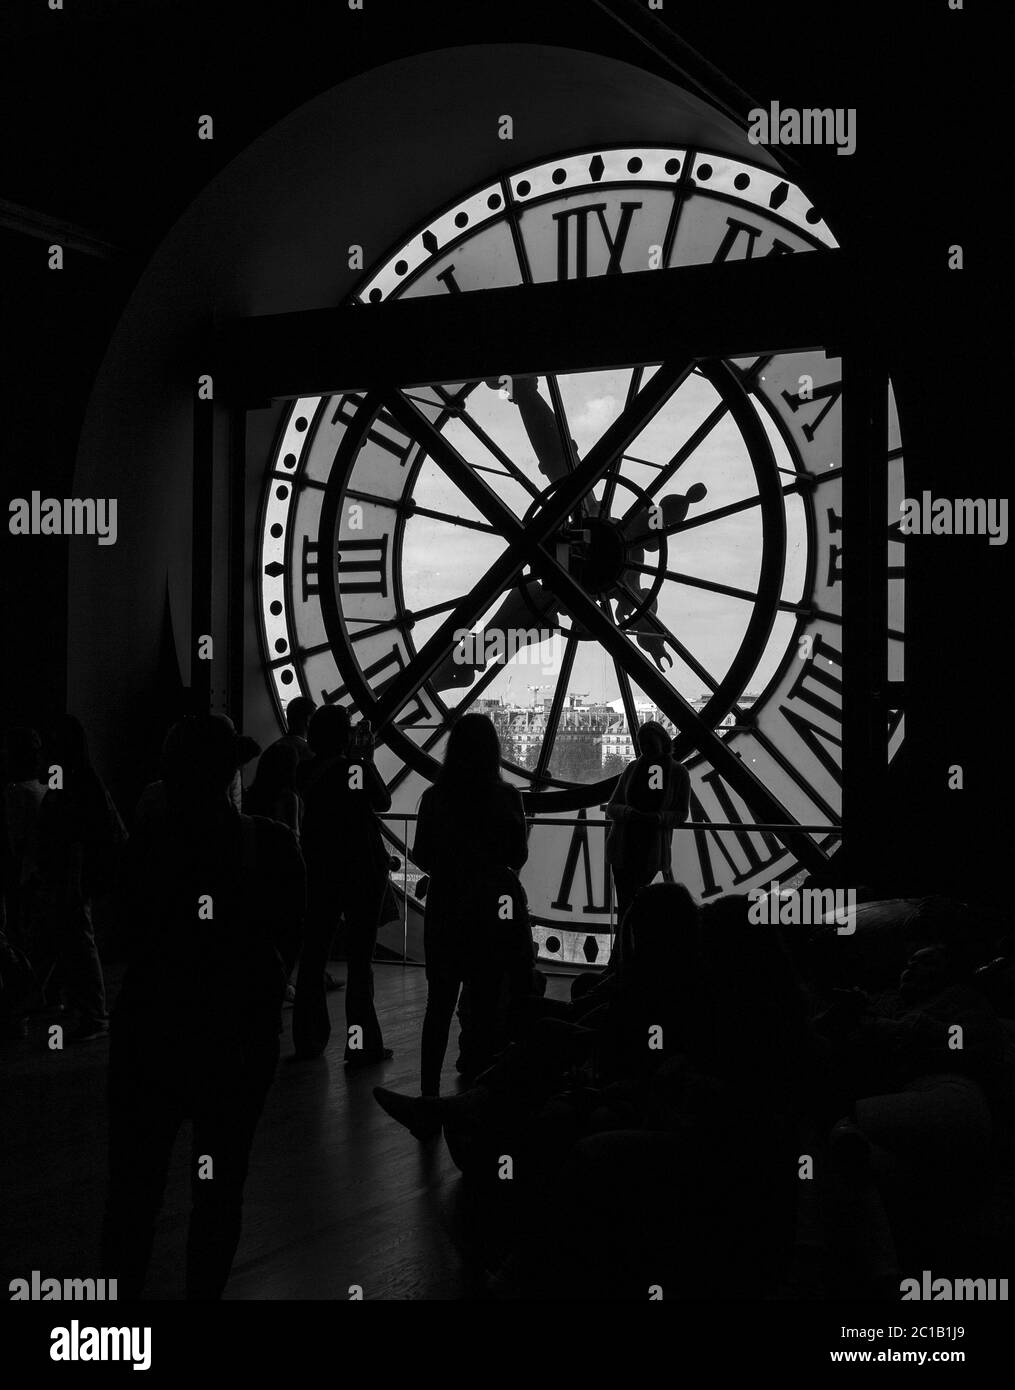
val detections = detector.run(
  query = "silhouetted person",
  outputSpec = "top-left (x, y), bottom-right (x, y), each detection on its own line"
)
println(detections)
top-left (244, 741), bottom-right (302, 839)
top-left (102, 715), bottom-right (304, 1300)
top-left (293, 706), bottom-right (392, 1064)
top-left (33, 715), bottom-right (116, 1041)
top-left (273, 695), bottom-right (316, 766)
top-left (408, 713), bottom-right (531, 1104)
top-left (0, 728), bottom-right (47, 1037)
top-left (135, 714), bottom-right (257, 828)
top-left (1, 728), bottom-right (47, 951)
top-left (605, 720), bottom-right (689, 932)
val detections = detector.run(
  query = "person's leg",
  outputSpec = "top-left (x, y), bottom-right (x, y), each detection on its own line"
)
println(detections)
top-left (101, 1035), bottom-right (183, 1299)
top-left (292, 883), bottom-right (337, 1058)
top-left (342, 877), bottom-right (385, 1059)
top-left (185, 1039), bottom-right (278, 1300)
top-left (608, 866), bottom-right (654, 968)
top-left (420, 972), bottom-right (462, 1096)
top-left (60, 897), bottom-right (107, 1026)
top-left (460, 963), bottom-right (507, 1078)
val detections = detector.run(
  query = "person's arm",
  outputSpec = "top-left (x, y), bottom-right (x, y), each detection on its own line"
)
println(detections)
top-left (605, 766), bottom-right (633, 821)
top-left (606, 766), bottom-right (657, 823)
top-left (280, 789), bottom-right (301, 837)
top-left (265, 823), bottom-right (305, 976)
top-left (662, 761), bottom-right (691, 828)
top-left (355, 758), bottom-right (392, 814)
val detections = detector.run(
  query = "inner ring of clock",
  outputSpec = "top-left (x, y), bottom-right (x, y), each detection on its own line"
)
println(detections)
top-left (316, 358), bottom-right (788, 811)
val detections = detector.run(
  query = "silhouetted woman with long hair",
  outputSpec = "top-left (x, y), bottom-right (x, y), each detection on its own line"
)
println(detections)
top-left (409, 714), bottom-right (531, 1105)
top-left (244, 741), bottom-right (301, 840)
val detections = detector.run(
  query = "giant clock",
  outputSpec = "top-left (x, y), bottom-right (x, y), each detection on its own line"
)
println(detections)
top-left (255, 145), bottom-right (905, 961)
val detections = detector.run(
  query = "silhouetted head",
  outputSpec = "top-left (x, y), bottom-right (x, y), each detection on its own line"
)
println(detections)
top-left (251, 740), bottom-right (299, 796)
top-left (686, 482), bottom-right (707, 505)
top-left (637, 720), bottom-right (671, 762)
top-left (308, 705), bottom-right (351, 757)
top-left (437, 713), bottom-right (503, 791)
top-left (3, 726), bottom-right (43, 782)
top-left (899, 945), bottom-right (966, 1002)
top-left (700, 893), bottom-right (803, 1000)
top-left (285, 696), bottom-right (316, 739)
top-left (162, 715), bottom-right (241, 802)
top-left (46, 715), bottom-right (90, 775)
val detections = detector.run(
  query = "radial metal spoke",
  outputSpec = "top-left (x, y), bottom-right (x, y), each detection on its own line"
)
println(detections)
top-left (532, 635), bottom-right (579, 782)
top-left (601, 366), bottom-right (646, 514)
top-left (620, 399), bottom-right (730, 525)
top-left (371, 360), bottom-right (696, 728)
top-left (626, 468), bottom-right (843, 545)
top-left (612, 656), bottom-right (641, 744)
top-left (528, 545), bottom-right (830, 872)
top-left (614, 579), bottom-right (721, 694)
top-left (432, 385), bottom-right (543, 500)
top-left (344, 488), bottom-right (501, 535)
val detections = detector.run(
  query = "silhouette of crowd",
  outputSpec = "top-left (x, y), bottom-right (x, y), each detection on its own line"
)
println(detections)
top-left (2, 705), bottom-right (1014, 1300)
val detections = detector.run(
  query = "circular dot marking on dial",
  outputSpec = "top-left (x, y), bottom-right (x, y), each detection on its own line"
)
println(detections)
top-left (269, 601), bottom-right (283, 617)
top-left (696, 163), bottom-right (713, 180)
top-left (545, 936), bottom-right (561, 954)
top-left (394, 259), bottom-right (408, 276)
top-left (274, 639), bottom-right (288, 655)
top-left (551, 168), bottom-right (567, 185)
top-left (734, 173), bottom-right (750, 190)
top-left (283, 453), bottom-right (296, 469)
top-left (454, 211), bottom-right (469, 228)
top-left (627, 157), bottom-right (643, 173)
top-left (270, 523), bottom-right (283, 539)
top-left (487, 193), bottom-right (502, 210)
top-left (665, 158), bottom-right (681, 176)
top-left (280, 670), bottom-right (294, 686)
top-left (294, 417), bottom-right (308, 431)
top-left (368, 288), bottom-right (382, 303)
top-left (275, 486), bottom-right (288, 501)
top-left (516, 179), bottom-right (531, 197)
top-left (805, 207), bottom-right (822, 224)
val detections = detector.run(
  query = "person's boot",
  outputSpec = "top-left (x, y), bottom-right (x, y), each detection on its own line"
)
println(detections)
top-left (373, 1088), bottom-right (442, 1140)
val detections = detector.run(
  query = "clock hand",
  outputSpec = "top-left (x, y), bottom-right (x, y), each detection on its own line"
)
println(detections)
top-left (501, 375), bottom-right (576, 487)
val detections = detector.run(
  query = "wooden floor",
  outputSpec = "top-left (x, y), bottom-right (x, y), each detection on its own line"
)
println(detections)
top-left (0, 964), bottom-right (572, 1301)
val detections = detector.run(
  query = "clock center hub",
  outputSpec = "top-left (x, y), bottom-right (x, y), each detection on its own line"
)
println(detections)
top-left (562, 516), bottom-right (626, 595)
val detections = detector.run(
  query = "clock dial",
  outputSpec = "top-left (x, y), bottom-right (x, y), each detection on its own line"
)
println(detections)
top-left (255, 146), bottom-right (905, 958)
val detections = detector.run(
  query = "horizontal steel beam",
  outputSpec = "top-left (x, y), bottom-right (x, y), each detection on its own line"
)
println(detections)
top-left (216, 249), bottom-right (866, 403)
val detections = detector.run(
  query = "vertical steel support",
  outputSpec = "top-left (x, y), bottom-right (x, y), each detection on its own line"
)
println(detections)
top-left (840, 344), bottom-right (889, 880)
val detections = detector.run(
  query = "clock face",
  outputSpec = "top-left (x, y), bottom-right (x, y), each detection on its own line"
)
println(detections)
top-left (255, 145), bottom-right (905, 959)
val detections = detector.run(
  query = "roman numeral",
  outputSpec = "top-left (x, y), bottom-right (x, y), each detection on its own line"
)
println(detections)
top-left (688, 768), bottom-right (786, 900)
top-left (826, 506), bottom-right (843, 586)
top-left (331, 396), bottom-right (413, 465)
top-left (712, 216), bottom-right (795, 263)
top-left (337, 536), bottom-right (389, 597)
top-left (552, 201), bottom-right (642, 280)
top-left (300, 537), bottom-right (319, 602)
top-left (780, 379), bottom-right (843, 443)
top-left (778, 636), bottom-right (839, 789)
top-left (321, 643), bottom-right (428, 726)
top-left (435, 264), bottom-right (461, 293)
top-left (551, 810), bottom-right (612, 914)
